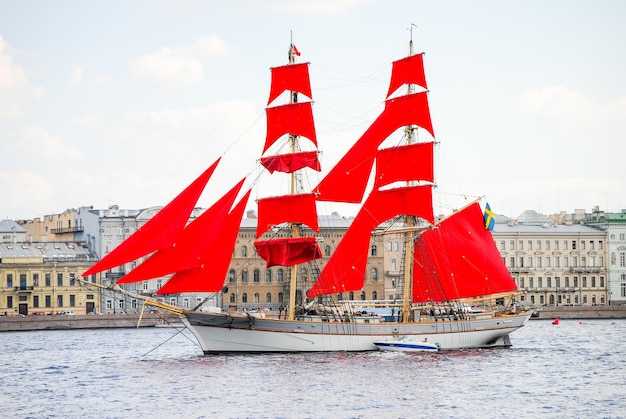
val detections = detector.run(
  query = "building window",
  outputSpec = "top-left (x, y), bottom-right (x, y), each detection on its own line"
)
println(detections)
top-left (6, 274), bottom-right (13, 288)
top-left (278, 269), bottom-right (284, 283)
top-left (265, 270), bottom-right (272, 283)
top-left (242, 293), bottom-right (248, 303)
top-left (349, 292), bottom-right (354, 300)
top-left (371, 245), bottom-right (377, 256)
top-left (253, 269), bottom-right (260, 283)
top-left (254, 293), bottom-right (259, 303)
top-left (69, 295), bottom-right (76, 307)
top-left (229, 269), bottom-right (236, 283)
top-left (360, 291), bottom-right (366, 300)
top-left (7, 296), bottom-right (13, 308)
top-left (325, 245), bottom-right (331, 257)
top-left (241, 270), bottom-right (248, 283)
top-left (241, 246), bottom-right (248, 257)
top-left (33, 273), bottom-right (39, 287)
top-left (371, 268), bottom-right (378, 281)
top-left (45, 295), bottom-right (51, 307)
top-left (57, 273), bottom-right (63, 287)
top-left (45, 274), bottom-right (51, 286)
top-left (266, 293), bottom-right (272, 303)
top-left (33, 295), bottom-right (39, 308)
top-left (230, 293), bottom-right (235, 304)
top-left (57, 295), bottom-right (63, 308)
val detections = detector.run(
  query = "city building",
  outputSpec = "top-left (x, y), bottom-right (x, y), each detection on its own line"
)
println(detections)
top-left (492, 210), bottom-right (609, 306)
top-left (0, 224), bottom-right (101, 316)
top-left (585, 208), bottom-right (626, 305)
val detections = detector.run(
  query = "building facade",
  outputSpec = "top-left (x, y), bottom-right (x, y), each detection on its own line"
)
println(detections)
top-left (0, 239), bottom-right (101, 316)
top-left (586, 209), bottom-right (626, 305)
top-left (493, 211), bottom-right (609, 306)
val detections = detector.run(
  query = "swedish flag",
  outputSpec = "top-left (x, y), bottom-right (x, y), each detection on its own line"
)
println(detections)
top-left (484, 203), bottom-right (495, 231)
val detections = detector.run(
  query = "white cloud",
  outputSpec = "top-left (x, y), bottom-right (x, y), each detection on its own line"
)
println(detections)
top-left (2, 127), bottom-right (82, 160)
top-left (262, 0), bottom-right (369, 13)
top-left (0, 171), bottom-right (54, 219)
top-left (0, 34), bottom-right (43, 117)
top-left (131, 35), bottom-right (228, 88)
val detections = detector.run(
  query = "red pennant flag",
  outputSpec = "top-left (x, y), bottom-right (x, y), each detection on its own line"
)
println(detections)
top-left (292, 44), bottom-right (301, 56)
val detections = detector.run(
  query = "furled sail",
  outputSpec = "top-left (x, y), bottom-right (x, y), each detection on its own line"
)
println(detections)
top-left (260, 151), bottom-right (320, 174)
top-left (117, 179), bottom-right (245, 284)
top-left (313, 92), bottom-right (434, 203)
top-left (82, 158), bottom-right (221, 277)
top-left (155, 189), bottom-right (252, 294)
top-left (412, 202), bottom-right (517, 303)
top-left (254, 237), bottom-right (322, 269)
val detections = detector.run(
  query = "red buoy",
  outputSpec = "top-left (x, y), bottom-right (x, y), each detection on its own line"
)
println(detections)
top-left (552, 317), bottom-right (560, 325)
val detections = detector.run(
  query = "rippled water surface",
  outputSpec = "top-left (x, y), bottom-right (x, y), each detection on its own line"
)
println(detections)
top-left (1, 319), bottom-right (625, 418)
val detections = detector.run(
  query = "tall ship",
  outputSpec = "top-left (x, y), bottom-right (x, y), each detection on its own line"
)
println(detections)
top-left (82, 34), bottom-right (531, 353)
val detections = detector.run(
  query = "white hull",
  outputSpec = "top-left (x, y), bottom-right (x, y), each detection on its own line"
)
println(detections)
top-left (182, 311), bottom-right (531, 353)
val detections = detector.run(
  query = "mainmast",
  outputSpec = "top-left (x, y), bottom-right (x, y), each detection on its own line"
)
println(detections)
top-left (401, 25), bottom-right (417, 322)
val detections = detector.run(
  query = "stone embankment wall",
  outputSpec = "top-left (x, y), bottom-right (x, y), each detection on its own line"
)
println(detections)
top-left (531, 305), bottom-right (626, 320)
top-left (0, 313), bottom-right (181, 332)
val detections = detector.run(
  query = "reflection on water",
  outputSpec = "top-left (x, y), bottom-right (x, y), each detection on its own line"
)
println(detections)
top-left (1, 320), bottom-right (625, 418)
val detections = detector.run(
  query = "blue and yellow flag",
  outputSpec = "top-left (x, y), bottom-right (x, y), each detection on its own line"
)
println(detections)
top-left (483, 203), bottom-right (495, 231)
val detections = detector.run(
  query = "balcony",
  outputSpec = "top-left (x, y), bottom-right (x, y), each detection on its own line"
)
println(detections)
top-left (385, 270), bottom-right (403, 277)
top-left (568, 267), bottom-right (602, 273)
top-left (510, 267), bottom-right (530, 273)
top-left (14, 286), bottom-right (34, 293)
top-left (51, 226), bottom-right (84, 234)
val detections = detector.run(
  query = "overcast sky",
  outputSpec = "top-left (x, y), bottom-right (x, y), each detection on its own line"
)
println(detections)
top-left (1, 0), bottom-right (625, 221)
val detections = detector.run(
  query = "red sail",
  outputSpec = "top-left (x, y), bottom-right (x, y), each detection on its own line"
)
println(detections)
top-left (374, 142), bottom-right (434, 189)
top-left (267, 63), bottom-right (312, 105)
top-left (260, 151), bottom-right (320, 174)
top-left (156, 190), bottom-right (251, 294)
top-left (412, 202), bottom-right (518, 303)
top-left (314, 92), bottom-right (434, 203)
top-left (82, 158), bottom-right (220, 277)
top-left (117, 179), bottom-right (245, 283)
top-left (254, 237), bottom-right (322, 268)
top-left (263, 102), bottom-right (317, 154)
top-left (256, 193), bottom-right (319, 237)
top-left (307, 185), bottom-right (433, 297)
top-left (387, 53), bottom-right (428, 98)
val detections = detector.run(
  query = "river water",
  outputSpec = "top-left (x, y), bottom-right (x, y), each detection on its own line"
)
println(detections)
top-left (1, 319), bottom-right (625, 419)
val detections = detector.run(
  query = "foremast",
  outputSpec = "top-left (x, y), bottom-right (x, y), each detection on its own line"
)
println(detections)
top-left (253, 35), bottom-right (322, 321)
top-left (287, 39), bottom-right (301, 322)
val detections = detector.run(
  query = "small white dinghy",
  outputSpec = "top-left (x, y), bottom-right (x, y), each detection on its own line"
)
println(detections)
top-left (373, 336), bottom-right (439, 352)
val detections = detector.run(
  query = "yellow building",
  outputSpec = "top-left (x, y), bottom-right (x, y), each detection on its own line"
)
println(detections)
top-left (0, 239), bottom-right (101, 316)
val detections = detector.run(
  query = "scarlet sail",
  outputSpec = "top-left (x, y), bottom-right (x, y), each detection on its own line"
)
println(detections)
top-left (82, 158), bottom-right (220, 277)
top-left (387, 53), bottom-right (428, 98)
top-left (156, 189), bottom-right (251, 294)
top-left (268, 62), bottom-right (312, 105)
top-left (260, 151), bottom-right (320, 174)
top-left (256, 193), bottom-right (320, 237)
top-left (314, 92), bottom-right (434, 203)
top-left (263, 102), bottom-right (317, 154)
top-left (412, 202), bottom-right (517, 303)
top-left (307, 185), bottom-right (433, 297)
top-left (117, 179), bottom-right (245, 284)
top-left (254, 237), bottom-right (322, 268)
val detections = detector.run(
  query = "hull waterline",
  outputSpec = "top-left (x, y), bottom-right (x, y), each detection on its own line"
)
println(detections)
top-left (182, 311), bottom-right (532, 353)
